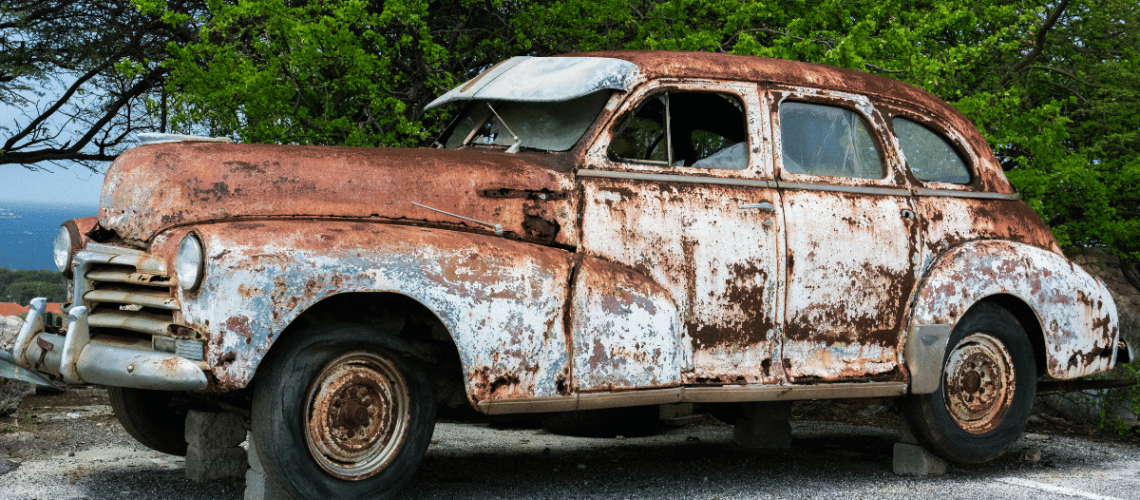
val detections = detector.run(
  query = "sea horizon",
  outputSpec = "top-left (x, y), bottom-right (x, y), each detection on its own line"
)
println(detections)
top-left (0, 200), bottom-right (100, 271)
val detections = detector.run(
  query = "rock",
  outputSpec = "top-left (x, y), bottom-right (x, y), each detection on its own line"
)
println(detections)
top-left (0, 315), bottom-right (22, 352)
top-left (1017, 447), bottom-right (1043, 462)
top-left (0, 378), bottom-right (34, 416)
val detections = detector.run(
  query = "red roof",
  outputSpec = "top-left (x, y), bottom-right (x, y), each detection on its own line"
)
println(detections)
top-left (0, 303), bottom-right (65, 317)
top-left (0, 303), bottom-right (29, 316)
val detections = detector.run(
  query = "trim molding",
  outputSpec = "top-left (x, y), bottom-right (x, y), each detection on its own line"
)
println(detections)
top-left (475, 382), bottom-right (908, 415)
top-left (913, 188), bottom-right (1019, 200)
top-left (577, 169), bottom-right (1020, 201)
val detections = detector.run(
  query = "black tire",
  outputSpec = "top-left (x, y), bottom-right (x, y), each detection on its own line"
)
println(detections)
top-left (542, 406), bottom-right (662, 438)
top-left (902, 302), bottom-right (1036, 464)
top-left (107, 387), bottom-right (189, 456)
top-left (252, 324), bottom-right (435, 500)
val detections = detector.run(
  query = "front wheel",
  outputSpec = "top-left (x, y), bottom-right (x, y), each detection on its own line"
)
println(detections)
top-left (252, 324), bottom-right (436, 500)
top-left (108, 387), bottom-right (189, 456)
top-left (902, 302), bottom-right (1036, 464)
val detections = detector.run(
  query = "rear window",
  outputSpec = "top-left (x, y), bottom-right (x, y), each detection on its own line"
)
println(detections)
top-left (893, 118), bottom-right (971, 184)
top-left (779, 102), bottom-right (884, 179)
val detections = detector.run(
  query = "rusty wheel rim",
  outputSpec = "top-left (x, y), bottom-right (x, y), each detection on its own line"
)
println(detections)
top-left (942, 332), bottom-right (1016, 435)
top-left (304, 351), bottom-right (410, 480)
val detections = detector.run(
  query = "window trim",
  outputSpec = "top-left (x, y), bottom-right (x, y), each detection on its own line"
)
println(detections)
top-left (884, 112), bottom-right (979, 190)
top-left (768, 87), bottom-right (907, 188)
top-left (585, 79), bottom-right (768, 180)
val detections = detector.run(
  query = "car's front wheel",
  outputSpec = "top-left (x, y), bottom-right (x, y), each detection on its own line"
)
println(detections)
top-left (108, 387), bottom-right (189, 456)
top-left (252, 324), bottom-right (435, 500)
top-left (902, 302), bottom-right (1036, 464)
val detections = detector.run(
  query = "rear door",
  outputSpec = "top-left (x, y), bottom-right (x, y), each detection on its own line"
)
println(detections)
top-left (770, 89), bottom-right (920, 383)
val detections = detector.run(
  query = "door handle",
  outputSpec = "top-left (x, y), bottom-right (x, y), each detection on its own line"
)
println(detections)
top-left (739, 202), bottom-right (775, 213)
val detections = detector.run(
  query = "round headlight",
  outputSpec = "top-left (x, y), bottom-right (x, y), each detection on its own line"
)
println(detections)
top-left (176, 234), bottom-right (204, 291)
top-left (53, 225), bottom-right (73, 273)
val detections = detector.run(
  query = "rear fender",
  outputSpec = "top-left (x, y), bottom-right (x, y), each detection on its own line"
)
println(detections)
top-left (908, 240), bottom-right (1119, 380)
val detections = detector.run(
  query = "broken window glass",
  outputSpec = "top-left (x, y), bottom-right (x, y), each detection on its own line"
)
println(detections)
top-left (610, 92), bottom-right (748, 170)
top-left (893, 118), bottom-right (971, 184)
top-left (779, 102), bottom-right (884, 179)
top-left (442, 91), bottom-right (611, 152)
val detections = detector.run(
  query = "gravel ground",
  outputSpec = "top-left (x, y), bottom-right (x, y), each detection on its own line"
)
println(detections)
top-left (1, 390), bottom-right (1138, 500)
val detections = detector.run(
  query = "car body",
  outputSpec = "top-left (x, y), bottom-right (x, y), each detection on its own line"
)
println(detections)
top-left (0, 51), bottom-right (1124, 498)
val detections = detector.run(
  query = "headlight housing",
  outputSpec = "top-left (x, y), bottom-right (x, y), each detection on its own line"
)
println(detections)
top-left (53, 225), bottom-right (73, 273)
top-left (176, 233), bottom-right (205, 291)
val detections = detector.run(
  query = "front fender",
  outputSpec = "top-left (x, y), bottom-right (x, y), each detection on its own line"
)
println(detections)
top-left (153, 221), bottom-right (573, 397)
top-left (909, 239), bottom-right (1119, 379)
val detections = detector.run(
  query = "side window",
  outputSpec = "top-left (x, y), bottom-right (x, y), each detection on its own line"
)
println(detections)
top-left (779, 101), bottom-right (884, 179)
top-left (609, 92), bottom-right (748, 170)
top-left (893, 118), bottom-right (971, 184)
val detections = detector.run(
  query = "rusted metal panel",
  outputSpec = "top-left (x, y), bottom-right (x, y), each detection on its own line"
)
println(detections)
top-left (916, 197), bottom-right (1061, 257)
top-left (100, 143), bottom-right (579, 248)
top-left (426, 56), bottom-right (641, 110)
top-left (151, 221), bottom-right (574, 401)
top-left (909, 240), bottom-right (1119, 379)
top-left (779, 190), bottom-right (918, 382)
top-left (578, 178), bottom-right (783, 386)
top-left (570, 256), bottom-right (681, 391)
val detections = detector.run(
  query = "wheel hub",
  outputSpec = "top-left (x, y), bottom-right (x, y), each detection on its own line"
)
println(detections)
top-left (305, 352), bottom-right (410, 480)
top-left (943, 332), bottom-right (1016, 434)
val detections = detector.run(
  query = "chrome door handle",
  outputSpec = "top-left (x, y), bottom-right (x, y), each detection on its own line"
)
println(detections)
top-left (739, 202), bottom-right (775, 213)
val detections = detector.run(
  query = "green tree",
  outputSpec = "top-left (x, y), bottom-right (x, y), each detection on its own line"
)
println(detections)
top-left (135, 0), bottom-right (1140, 279)
top-left (0, 0), bottom-right (205, 169)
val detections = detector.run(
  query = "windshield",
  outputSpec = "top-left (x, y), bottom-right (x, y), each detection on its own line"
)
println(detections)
top-left (443, 91), bottom-right (612, 151)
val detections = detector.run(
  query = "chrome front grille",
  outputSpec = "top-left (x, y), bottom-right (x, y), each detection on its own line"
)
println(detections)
top-left (72, 243), bottom-right (182, 341)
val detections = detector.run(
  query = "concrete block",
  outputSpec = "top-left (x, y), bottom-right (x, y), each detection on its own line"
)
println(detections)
top-left (245, 468), bottom-right (293, 500)
top-left (893, 443), bottom-right (947, 476)
top-left (740, 401), bottom-right (792, 421)
top-left (659, 403), bottom-right (694, 420)
top-left (246, 432), bottom-right (264, 474)
top-left (733, 417), bottom-right (792, 449)
top-left (185, 443), bottom-right (247, 482)
top-left (185, 410), bottom-right (246, 448)
top-left (898, 418), bottom-right (919, 445)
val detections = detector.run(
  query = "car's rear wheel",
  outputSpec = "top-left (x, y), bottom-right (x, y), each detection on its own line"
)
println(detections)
top-left (902, 302), bottom-right (1036, 464)
top-left (252, 324), bottom-right (435, 500)
top-left (108, 387), bottom-right (189, 456)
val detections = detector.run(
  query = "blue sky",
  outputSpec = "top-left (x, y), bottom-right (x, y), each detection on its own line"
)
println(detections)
top-left (2, 164), bottom-right (105, 206)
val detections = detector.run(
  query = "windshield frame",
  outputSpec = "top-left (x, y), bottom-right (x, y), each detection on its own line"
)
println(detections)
top-left (438, 91), bottom-right (618, 153)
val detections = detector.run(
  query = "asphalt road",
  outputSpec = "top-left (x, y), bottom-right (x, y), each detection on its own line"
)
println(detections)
top-left (1, 390), bottom-right (1138, 500)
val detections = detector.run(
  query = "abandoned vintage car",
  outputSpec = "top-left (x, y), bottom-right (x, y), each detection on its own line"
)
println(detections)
top-left (0, 51), bottom-right (1126, 498)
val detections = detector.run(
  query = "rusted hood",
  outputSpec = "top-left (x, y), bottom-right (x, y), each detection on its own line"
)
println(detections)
top-left (101, 143), bottom-right (578, 246)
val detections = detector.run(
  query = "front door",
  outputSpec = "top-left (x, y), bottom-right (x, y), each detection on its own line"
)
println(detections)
top-left (770, 89), bottom-right (920, 382)
top-left (575, 81), bottom-right (787, 390)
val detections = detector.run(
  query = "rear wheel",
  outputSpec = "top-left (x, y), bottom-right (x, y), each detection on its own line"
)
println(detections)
top-left (108, 387), bottom-right (188, 456)
top-left (902, 302), bottom-right (1036, 464)
top-left (252, 324), bottom-right (435, 500)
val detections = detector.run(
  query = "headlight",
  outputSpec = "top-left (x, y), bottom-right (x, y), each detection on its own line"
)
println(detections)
top-left (176, 233), bottom-right (204, 291)
top-left (53, 225), bottom-right (73, 273)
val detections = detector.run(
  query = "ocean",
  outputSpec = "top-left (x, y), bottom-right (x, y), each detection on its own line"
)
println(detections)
top-left (0, 201), bottom-right (100, 270)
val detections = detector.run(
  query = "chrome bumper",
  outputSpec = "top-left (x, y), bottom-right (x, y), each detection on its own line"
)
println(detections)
top-left (0, 298), bottom-right (207, 391)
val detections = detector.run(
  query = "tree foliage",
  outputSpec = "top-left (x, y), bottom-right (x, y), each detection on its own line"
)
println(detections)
top-left (0, 269), bottom-right (66, 303)
top-left (12, 0), bottom-right (1137, 274)
top-left (0, 0), bottom-right (204, 169)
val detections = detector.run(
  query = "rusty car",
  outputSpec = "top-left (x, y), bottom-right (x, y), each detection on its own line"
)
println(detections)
top-left (0, 51), bottom-right (1126, 499)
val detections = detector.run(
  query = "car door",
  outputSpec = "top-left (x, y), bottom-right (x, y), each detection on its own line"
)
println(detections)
top-left (770, 88), bottom-right (921, 383)
top-left (575, 80), bottom-right (787, 391)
